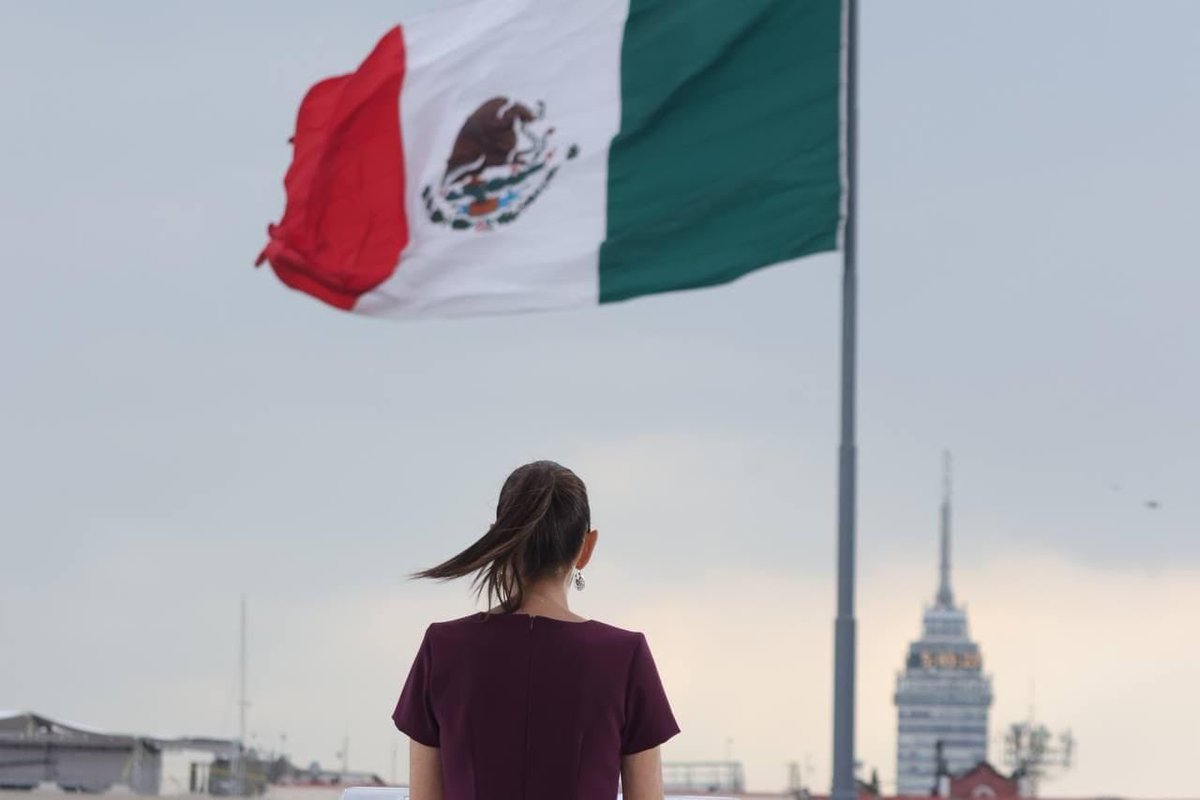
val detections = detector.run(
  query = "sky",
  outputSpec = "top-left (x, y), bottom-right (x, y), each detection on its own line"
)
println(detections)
top-left (1, 1), bottom-right (1197, 797)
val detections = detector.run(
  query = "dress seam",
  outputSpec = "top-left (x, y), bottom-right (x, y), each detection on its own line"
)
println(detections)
top-left (520, 614), bottom-right (535, 800)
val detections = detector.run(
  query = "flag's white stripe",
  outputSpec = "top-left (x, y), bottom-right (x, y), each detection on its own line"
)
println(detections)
top-left (355, 0), bottom-right (629, 318)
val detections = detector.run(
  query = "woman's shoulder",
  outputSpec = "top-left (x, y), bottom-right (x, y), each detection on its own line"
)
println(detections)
top-left (427, 611), bottom-right (490, 629)
top-left (424, 611), bottom-right (647, 647)
top-left (578, 617), bottom-right (647, 645)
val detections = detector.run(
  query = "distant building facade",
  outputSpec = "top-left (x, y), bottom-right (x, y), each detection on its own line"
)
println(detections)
top-left (0, 711), bottom-right (163, 794)
top-left (0, 711), bottom-right (237, 796)
top-left (661, 761), bottom-right (746, 795)
top-left (949, 761), bottom-right (1020, 799)
top-left (894, 456), bottom-right (994, 794)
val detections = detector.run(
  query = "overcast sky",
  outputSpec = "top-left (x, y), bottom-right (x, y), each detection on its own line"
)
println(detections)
top-left (1, 1), bottom-right (1197, 797)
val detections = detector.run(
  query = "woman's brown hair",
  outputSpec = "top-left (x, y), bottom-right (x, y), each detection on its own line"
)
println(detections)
top-left (412, 460), bottom-right (590, 613)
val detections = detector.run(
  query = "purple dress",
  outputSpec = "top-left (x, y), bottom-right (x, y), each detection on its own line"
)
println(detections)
top-left (392, 611), bottom-right (680, 800)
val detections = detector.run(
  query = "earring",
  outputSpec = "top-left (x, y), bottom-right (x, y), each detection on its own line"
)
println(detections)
top-left (573, 569), bottom-right (586, 591)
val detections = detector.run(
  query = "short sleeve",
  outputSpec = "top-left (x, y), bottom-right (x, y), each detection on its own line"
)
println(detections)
top-left (620, 633), bottom-right (681, 755)
top-left (391, 626), bottom-right (440, 747)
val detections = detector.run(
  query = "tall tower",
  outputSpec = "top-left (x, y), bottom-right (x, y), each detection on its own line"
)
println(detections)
top-left (894, 454), bottom-right (993, 794)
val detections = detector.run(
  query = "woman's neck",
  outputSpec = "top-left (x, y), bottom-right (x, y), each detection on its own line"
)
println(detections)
top-left (517, 579), bottom-right (585, 621)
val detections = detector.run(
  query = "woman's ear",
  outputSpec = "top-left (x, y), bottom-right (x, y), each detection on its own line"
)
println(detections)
top-left (576, 529), bottom-right (599, 570)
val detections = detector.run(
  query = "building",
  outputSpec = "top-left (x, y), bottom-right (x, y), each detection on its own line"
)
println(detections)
top-left (894, 455), bottom-right (994, 794)
top-left (948, 761), bottom-right (1020, 799)
top-left (272, 759), bottom-right (386, 788)
top-left (0, 710), bottom-right (237, 795)
top-left (661, 761), bottom-right (746, 795)
top-left (0, 711), bottom-right (165, 794)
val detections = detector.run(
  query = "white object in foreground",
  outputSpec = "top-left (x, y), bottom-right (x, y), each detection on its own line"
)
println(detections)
top-left (341, 785), bottom-right (736, 800)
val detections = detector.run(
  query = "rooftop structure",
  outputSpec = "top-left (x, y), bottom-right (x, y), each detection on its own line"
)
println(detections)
top-left (0, 710), bottom-right (236, 795)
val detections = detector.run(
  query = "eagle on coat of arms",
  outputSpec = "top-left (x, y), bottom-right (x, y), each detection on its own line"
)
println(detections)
top-left (422, 96), bottom-right (578, 231)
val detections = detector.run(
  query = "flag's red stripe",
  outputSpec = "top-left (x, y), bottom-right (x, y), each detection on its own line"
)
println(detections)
top-left (258, 27), bottom-right (408, 311)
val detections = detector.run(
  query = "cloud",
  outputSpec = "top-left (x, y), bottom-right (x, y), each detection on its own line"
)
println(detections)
top-left (565, 431), bottom-right (837, 581)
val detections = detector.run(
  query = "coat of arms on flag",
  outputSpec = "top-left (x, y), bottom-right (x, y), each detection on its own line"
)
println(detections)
top-left (422, 96), bottom-right (579, 231)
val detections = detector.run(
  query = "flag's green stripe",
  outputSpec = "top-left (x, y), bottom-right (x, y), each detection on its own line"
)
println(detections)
top-left (599, 0), bottom-right (842, 304)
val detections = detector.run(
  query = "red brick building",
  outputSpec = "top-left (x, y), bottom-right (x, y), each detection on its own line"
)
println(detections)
top-left (948, 762), bottom-right (1020, 799)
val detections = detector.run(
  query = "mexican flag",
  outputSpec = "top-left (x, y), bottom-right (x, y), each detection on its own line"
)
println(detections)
top-left (258, 0), bottom-right (845, 317)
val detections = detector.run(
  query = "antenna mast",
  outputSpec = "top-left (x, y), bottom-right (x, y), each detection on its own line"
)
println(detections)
top-left (234, 594), bottom-right (248, 795)
top-left (936, 451), bottom-right (955, 607)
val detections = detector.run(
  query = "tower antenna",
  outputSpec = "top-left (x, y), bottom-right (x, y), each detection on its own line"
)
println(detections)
top-left (232, 594), bottom-right (249, 795)
top-left (936, 451), bottom-right (954, 607)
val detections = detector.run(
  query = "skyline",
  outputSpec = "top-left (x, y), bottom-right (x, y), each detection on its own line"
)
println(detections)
top-left (1, 1), bottom-right (1197, 796)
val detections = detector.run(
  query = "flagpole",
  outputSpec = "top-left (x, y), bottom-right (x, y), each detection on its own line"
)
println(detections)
top-left (831, 0), bottom-right (859, 799)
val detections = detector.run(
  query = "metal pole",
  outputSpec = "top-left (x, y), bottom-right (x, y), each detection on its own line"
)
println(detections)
top-left (237, 594), bottom-right (247, 795)
top-left (832, 0), bottom-right (859, 799)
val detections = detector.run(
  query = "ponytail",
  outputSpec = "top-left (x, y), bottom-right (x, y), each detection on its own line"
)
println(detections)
top-left (412, 461), bottom-right (590, 612)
